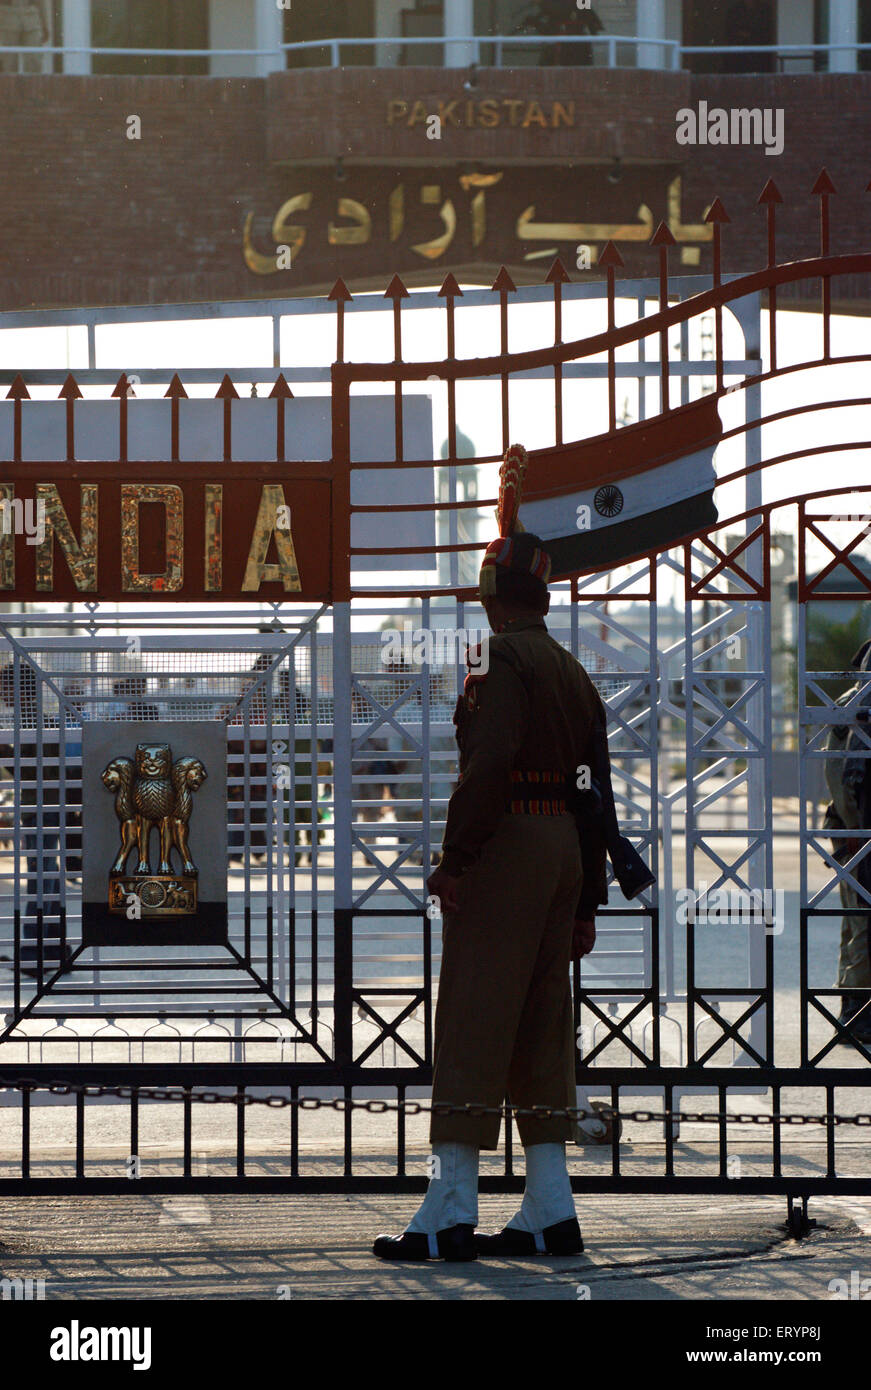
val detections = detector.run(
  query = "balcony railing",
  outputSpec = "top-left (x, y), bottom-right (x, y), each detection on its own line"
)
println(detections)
top-left (1, 35), bottom-right (870, 75)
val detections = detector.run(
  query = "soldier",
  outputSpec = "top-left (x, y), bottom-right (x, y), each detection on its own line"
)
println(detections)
top-left (0, 658), bottom-right (66, 971)
top-left (0, 0), bottom-right (50, 74)
top-left (825, 638), bottom-right (871, 1043)
top-left (516, 0), bottom-right (605, 67)
top-left (374, 445), bottom-right (607, 1262)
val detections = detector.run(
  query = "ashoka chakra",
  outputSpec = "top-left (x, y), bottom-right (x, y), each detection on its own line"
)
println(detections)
top-left (138, 881), bottom-right (166, 908)
top-left (594, 485), bottom-right (624, 518)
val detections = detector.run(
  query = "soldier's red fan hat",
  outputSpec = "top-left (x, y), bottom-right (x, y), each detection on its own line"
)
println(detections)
top-left (478, 443), bottom-right (552, 600)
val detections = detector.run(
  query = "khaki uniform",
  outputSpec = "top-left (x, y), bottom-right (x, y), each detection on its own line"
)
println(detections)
top-left (826, 688), bottom-right (871, 991)
top-left (0, 1), bottom-right (46, 74)
top-left (432, 617), bottom-right (606, 1150)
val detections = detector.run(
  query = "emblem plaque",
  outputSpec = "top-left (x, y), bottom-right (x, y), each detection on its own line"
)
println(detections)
top-left (82, 721), bottom-right (228, 947)
top-left (102, 742), bottom-right (207, 918)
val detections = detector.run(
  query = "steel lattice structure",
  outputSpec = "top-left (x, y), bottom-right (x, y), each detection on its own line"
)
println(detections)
top-left (0, 170), bottom-right (869, 1208)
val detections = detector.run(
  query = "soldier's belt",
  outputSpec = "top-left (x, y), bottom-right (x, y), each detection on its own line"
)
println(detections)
top-left (506, 769), bottom-right (569, 816)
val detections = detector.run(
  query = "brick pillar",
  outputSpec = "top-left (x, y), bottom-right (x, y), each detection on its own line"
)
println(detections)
top-left (253, 0), bottom-right (284, 75)
top-left (637, 0), bottom-right (668, 69)
top-left (829, 0), bottom-right (858, 71)
top-left (61, 0), bottom-right (90, 74)
top-left (444, 0), bottom-right (476, 68)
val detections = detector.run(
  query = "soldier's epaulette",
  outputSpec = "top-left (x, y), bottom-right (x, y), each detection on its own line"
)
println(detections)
top-left (463, 641), bottom-right (525, 712)
top-left (462, 641), bottom-right (487, 710)
top-left (464, 641), bottom-right (487, 684)
top-left (484, 636), bottom-right (526, 678)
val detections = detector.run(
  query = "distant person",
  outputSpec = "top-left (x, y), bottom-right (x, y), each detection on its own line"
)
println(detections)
top-left (378, 654), bottom-right (413, 826)
top-left (110, 675), bottom-right (160, 723)
top-left (725, 0), bottom-right (761, 74)
top-left (61, 678), bottom-right (86, 875)
top-left (0, 658), bottom-right (66, 969)
top-left (223, 650), bottom-right (276, 859)
top-left (282, 678), bottom-right (332, 867)
top-left (517, 0), bottom-right (604, 67)
top-left (825, 638), bottom-right (871, 1043)
top-left (89, 674), bottom-right (159, 723)
top-left (0, 0), bottom-right (50, 74)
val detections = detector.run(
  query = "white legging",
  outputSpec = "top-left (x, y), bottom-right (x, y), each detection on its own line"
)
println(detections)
top-left (405, 1140), bottom-right (576, 1236)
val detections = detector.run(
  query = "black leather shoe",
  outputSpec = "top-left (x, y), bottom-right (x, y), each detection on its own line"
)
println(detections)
top-left (475, 1217), bottom-right (584, 1256)
top-left (849, 1012), bottom-right (871, 1045)
top-left (373, 1223), bottom-right (477, 1262)
top-left (833, 998), bottom-right (871, 1044)
top-left (838, 994), bottom-right (863, 1025)
top-left (19, 943), bottom-right (72, 977)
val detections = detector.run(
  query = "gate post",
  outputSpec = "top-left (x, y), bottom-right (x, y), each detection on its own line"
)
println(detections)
top-left (740, 296), bottom-right (773, 1063)
top-left (331, 369), bottom-right (354, 1069)
top-left (332, 600), bottom-right (354, 1067)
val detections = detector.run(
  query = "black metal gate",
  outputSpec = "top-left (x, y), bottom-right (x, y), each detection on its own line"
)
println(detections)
top-left (1, 171), bottom-right (871, 1212)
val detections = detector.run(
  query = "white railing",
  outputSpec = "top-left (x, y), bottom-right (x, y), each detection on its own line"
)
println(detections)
top-left (679, 41), bottom-right (871, 71)
top-left (2, 34), bottom-right (870, 74)
top-left (0, 34), bottom-right (677, 70)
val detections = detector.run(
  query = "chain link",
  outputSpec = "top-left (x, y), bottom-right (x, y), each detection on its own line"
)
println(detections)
top-left (0, 1077), bottom-right (869, 1127)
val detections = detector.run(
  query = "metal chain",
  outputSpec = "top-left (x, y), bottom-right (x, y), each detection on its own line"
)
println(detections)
top-left (1, 1078), bottom-right (870, 1127)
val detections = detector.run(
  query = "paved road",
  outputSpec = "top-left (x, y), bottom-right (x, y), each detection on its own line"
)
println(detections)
top-left (1, 1174), bottom-right (870, 1300)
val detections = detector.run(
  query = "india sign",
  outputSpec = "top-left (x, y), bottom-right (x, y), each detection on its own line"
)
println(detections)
top-left (0, 474), bottom-right (332, 603)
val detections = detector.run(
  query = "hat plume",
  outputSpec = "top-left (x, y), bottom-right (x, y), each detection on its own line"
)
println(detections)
top-left (496, 443), bottom-right (528, 536)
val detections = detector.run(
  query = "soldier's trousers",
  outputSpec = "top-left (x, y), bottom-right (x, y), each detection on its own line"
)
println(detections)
top-left (837, 879), bottom-right (871, 990)
top-left (430, 812), bottom-right (582, 1150)
top-left (0, 3), bottom-right (43, 74)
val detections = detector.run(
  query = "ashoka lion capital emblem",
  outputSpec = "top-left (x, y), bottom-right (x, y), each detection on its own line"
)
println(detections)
top-left (102, 742), bottom-right (207, 917)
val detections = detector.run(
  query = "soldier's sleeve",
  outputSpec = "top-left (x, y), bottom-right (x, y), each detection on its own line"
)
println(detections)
top-left (826, 701), bottom-right (861, 829)
top-left (575, 677), bottom-right (609, 918)
top-left (576, 823), bottom-right (608, 918)
top-left (438, 647), bottom-right (529, 877)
